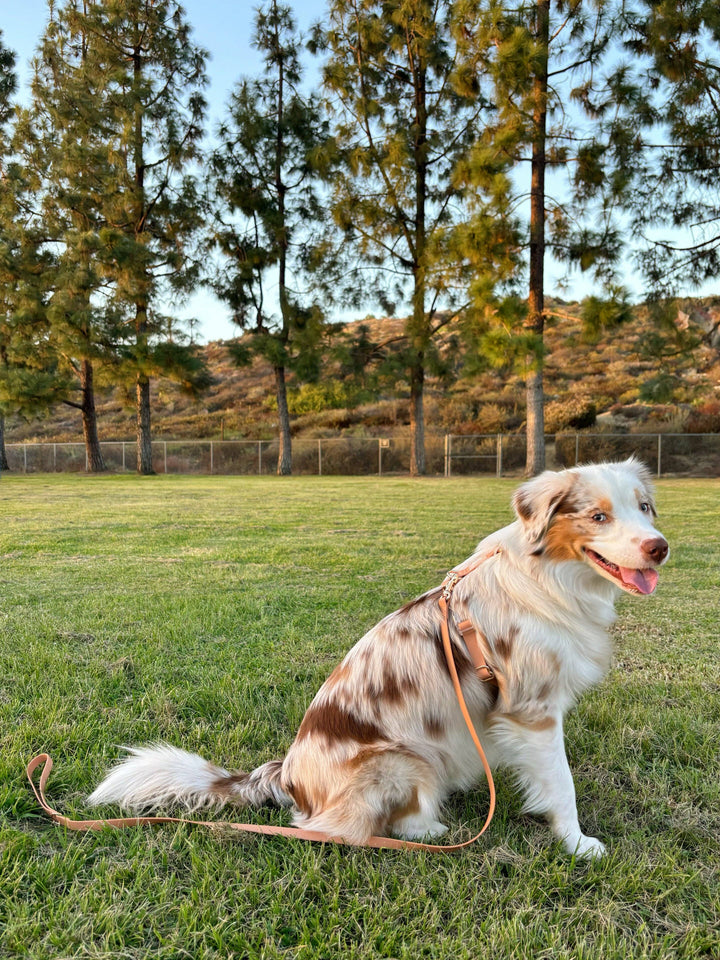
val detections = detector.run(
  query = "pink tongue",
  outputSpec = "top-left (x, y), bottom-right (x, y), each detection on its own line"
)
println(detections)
top-left (619, 567), bottom-right (658, 595)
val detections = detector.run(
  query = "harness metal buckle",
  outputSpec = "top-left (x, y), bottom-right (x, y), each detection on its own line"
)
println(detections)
top-left (442, 572), bottom-right (459, 601)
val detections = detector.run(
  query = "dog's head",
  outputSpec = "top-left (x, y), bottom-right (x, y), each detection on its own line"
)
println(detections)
top-left (512, 458), bottom-right (669, 594)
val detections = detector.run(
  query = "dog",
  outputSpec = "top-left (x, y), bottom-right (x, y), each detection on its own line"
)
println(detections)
top-left (88, 458), bottom-right (669, 858)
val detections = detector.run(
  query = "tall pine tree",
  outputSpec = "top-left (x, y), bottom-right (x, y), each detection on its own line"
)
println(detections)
top-left (209, 0), bottom-right (329, 475)
top-left (315, 0), bottom-right (495, 475)
top-left (0, 32), bottom-right (65, 472)
top-left (462, 0), bottom-right (622, 474)
top-left (20, 1), bottom-right (124, 471)
top-left (24, 0), bottom-right (210, 474)
top-left (90, 0), bottom-right (209, 474)
top-left (9, 1), bottom-right (210, 474)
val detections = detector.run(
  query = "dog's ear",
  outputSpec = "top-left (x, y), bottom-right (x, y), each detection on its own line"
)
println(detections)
top-left (620, 456), bottom-right (658, 515)
top-left (622, 456), bottom-right (655, 494)
top-left (512, 469), bottom-right (575, 546)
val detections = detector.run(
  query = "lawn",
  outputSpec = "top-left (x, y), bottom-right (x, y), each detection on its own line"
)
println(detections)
top-left (0, 473), bottom-right (718, 960)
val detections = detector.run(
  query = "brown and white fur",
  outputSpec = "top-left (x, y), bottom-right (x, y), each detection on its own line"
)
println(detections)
top-left (88, 459), bottom-right (669, 858)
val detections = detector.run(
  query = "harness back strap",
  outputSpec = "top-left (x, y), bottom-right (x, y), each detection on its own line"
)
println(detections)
top-left (26, 549), bottom-right (500, 853)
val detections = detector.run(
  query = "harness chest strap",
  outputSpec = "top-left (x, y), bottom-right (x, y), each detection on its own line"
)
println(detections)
top-left (26, 549), bottom-right (500, 853)
top-left (456, 620), bottom-right (496, 684)
top-left (441, 546), bottom-right (501, 685)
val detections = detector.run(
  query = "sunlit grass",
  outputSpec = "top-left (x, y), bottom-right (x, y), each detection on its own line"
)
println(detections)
top-left (1, 474), bottom-right (718, 959)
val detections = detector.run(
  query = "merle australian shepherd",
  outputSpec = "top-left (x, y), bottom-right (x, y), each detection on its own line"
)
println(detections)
top-left (88, 459), bottom-right (669, 858)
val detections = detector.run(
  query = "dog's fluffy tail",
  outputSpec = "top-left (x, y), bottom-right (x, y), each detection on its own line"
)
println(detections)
top-left (87, 743), bottom-right (291, 812)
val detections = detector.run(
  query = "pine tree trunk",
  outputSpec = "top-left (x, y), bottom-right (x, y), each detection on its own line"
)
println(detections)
top-left (526, 0), bottom-right (550, 477)
top-left (80, 358), bottom-right (106, 472)
top-left (409, 361), bottom-right (426, 477)
top-left (272, 39), bottom-right (293, 480)
top-left (0, 413), bottom-right (9, 473)
top-left (525, 368), bottom-right (544, 474)
top-left (409, 60), bottom-right (428, 479)
top-left (129, 34), bottom-right (155, 478)
top-left (274, 365), bottom-right (292, 476)
top-left (410, 58), bottom-right (429, 477)
top-left (136, 374), bottom-right (154, 475)
top-left (134, 298), bottom-right (155, 475)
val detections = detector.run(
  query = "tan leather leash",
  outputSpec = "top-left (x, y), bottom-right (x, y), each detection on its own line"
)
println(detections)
top-left (26, 550), bottom-right (499, 853)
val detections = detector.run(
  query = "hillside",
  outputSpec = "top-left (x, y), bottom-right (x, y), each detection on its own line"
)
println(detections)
top-left (5, 298), bottom-right (720, 445)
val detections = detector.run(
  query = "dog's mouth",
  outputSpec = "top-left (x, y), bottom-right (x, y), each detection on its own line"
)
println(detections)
top-left (583, 548), bottom-right (659, 595)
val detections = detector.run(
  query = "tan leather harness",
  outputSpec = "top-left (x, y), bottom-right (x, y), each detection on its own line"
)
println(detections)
top-left (27, 550), bottom-right (499, 852)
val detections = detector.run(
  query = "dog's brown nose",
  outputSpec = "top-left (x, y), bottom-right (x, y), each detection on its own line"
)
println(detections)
top-left (641, 537), bottom-right (668, 564)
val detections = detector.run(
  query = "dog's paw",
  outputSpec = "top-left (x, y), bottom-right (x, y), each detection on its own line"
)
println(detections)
top-left (567, 834), bottom-right (606, 859)
top-left (392, 818), bottom-right (449, 841)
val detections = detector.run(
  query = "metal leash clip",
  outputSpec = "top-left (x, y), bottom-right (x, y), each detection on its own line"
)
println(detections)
top-left (441, 571), bottom-right (459, 601)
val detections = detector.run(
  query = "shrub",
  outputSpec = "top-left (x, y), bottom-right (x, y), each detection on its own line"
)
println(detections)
top-left (639, 373), bottom-right (679, 403)
top-left (686, 401), bottom-right (720, 433)
top-left (287, 381), bottom-right (374, 414)
top-left (472, 403), bottom-right (508, 434)
top-left (545, 395), bottom-right (597, 433)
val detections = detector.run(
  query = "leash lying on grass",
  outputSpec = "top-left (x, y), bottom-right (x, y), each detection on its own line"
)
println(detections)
top-left (27, 554), bottom-right (498, 852)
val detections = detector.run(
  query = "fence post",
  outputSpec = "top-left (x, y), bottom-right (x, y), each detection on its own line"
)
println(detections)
top-left (210, 441), bottom-right (214, 475)
top-left (23, 444), bottom-right (27, 473)
top-left (258, 440), bottom-right (262, 475)
top-left (318, 439), bottom-right (322, 477)
top-left (164, 441), bottom-right (167, 474)
top-left (444, 434), bottom-right (451, 477)
top-left (496, 434), bottom-right (503, 478)
top-left (657, 434), bottom-right (662, 478)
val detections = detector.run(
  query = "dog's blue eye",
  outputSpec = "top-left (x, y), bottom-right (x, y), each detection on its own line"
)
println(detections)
top-left (592, 513), bottom-right (608, 523)
top-left (640, 502), bottom-right (650, 513)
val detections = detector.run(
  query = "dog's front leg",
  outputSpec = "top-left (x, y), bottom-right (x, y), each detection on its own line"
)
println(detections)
top-left (490, 714), bottom-right (606, 859)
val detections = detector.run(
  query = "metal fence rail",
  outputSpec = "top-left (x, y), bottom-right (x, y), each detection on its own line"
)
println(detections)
top-left (3, 432), bottom-right (719, 477)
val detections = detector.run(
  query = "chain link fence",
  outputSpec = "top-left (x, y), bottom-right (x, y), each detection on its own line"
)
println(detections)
top-left (3, 436), bottom-right (443, 476)
top-left (3, 432), bottom-right (719, 477)
top-left (444, 432), bottom-right (720, 477)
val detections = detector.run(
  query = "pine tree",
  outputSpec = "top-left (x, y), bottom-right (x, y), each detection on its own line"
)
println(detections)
top-left (462, 0), bottom-right (622, 474)
top-left (19, 3), bottom-right (123, 472)
top-left (8, 1), bottom-right (210, 474)
top-left (22, 0), bottom-right (209, 475)
top-left (0, 33), bottom-right (64, 472)
top-left (315, 0), bottom-right (495, 476)
top-left (89, 0), bottom-right (209, 474)
top-left (209, 0), bottom-right (329, 476)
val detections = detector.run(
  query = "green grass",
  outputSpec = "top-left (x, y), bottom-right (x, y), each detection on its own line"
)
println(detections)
top-left (1, 474), bottom-right (718, 960)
